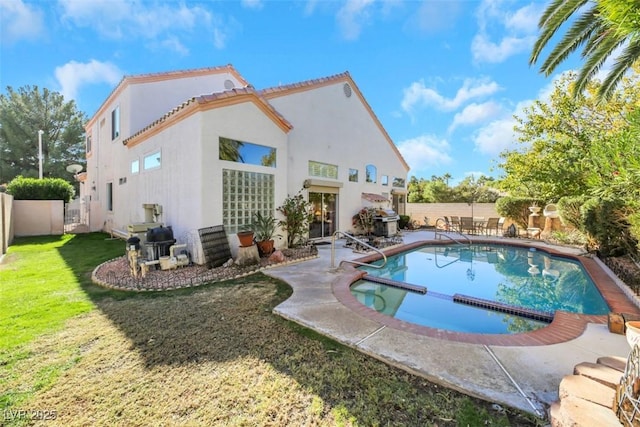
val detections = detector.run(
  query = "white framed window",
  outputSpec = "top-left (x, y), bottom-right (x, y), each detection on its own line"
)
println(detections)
top-left (131, 159), bottom-right (140, 174)
top-left (393, 177), bottom-right (406, 188)
top-left (143, 151), bottom-right (161, 170)
top-left (366, 164), bottom-right (377, 183)
top-left (309, 160), bottom-right (338, 179)
top-left (381, 175), bottom-right (389, 186)
top-left (348, 168), bottom-right (358, 182)
top-left (106, 182), bottom-right (113, 211)
top-left (111, 106), bottom-right (120, 140)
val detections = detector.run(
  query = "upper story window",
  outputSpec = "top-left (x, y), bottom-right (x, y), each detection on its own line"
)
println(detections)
top-left (86, 134), bottom-right (92, 153)
top-left (131, 159), bottom-right (140, 174)
top-left (348, 168), bottom-right (358, 182)
top-left (365, 164), bottom-right (377, 183)
top-left (111, 106), bottom-right (120, 140)
top-left (309, 161), bottom-right (338, 179)
top-left (392, 177), bottom-right (406, 188)
top-left (143, 151), bottom-right (161, 170)
top-left (219, 137), bottom-right (276, 167)
top-left (381, 175), bottom-right (389, 186)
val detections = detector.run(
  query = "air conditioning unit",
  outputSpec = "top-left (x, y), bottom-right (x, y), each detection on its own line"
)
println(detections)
top-left (127, 222), bottom-right (163, 258)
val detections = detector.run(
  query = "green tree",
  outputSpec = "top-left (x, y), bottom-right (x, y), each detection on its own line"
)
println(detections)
top-left (530, 0), bottom-right (640, 100)
top-left (0, 86), bottom-right (87, 185)
top-left (497, 70), bottom-right (640, 202)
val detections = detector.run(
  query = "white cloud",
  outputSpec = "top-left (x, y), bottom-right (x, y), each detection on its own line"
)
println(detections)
top-left (448, 101), bottom-right (503, 133)
top-left (471, 33), bottom-right (534, 64)
top-left (336, 0), bottom-right (375, 40)
top-left (241, 0), bottom-right (263, 10)
top-left (0, 0), bottom-right (45, 44)
top-left (396, 135), bottom-right (452, 174)
top-left (401, 77), bottom-right (500, 113)
top-left (58, 0), bottom-right (229, 49)
top-left (472, 0), bottom-right (543, 64)
top-left (157, 37), bottom-right (189, 56)
top-left (472, 118), bottom-right (517, 156)
top-left (54, 60), bottom-right (122, 101)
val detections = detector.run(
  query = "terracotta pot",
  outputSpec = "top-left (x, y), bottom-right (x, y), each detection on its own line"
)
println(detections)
top-left (237, 231), bottom-right (254, 247)
top-left (257, 239), bottom-right (274, 256)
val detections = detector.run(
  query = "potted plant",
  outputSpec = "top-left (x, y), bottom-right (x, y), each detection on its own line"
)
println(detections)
top-left (252, 211), bottom-right (280, 255)
top-left (237, 228), bottom-right (255, 247)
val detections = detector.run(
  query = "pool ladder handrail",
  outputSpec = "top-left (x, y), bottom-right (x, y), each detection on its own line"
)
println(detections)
top-left (330, 231), bottom-right (387, 269)
top-left (434, 217), bottom-right (471, 245)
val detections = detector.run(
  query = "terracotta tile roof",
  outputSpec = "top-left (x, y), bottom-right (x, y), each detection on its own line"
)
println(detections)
top-left (361, 193), bottom-right (389, 203)
top-left (123, 87), bottom-right (292, 147)
top-left (87, 64), bottom-right (248, 127)
top-left (259, 71), bottom-right (351, 96)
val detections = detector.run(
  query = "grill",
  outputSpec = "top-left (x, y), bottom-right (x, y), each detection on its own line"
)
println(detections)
top-left (373, 209), bottom-right (400, 237)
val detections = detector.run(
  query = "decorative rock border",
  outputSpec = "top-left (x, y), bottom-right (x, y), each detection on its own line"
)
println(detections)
top-left (92, 251), bottom-right (319, 292)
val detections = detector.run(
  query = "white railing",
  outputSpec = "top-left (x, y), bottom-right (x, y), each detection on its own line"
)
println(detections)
top-left (330, 231), bottom-right (387, 269)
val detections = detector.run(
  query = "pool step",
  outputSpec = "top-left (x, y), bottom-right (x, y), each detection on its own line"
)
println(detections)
top-left (549, 354), bottom-right (626, 426)
top-left (361, 275), bottom-right (427, 294)
top-left (452, 293), bottom-right (554, 323)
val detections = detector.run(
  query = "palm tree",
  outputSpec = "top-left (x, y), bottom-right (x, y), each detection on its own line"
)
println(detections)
top-left (530, 0), bottom-right (640, 100)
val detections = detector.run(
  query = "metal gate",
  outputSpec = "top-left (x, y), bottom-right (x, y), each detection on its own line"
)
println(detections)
top-left (64, 196), bottom-right (90, 233)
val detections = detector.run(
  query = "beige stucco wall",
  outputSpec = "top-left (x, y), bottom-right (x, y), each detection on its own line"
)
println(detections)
top-left (405, 203), bottom-right (501, 226)
top-left (268, 80), bottom-right (408, 235)
top-left (0, 193), bottom-right (14, 254)
top-left (13, 200), bottom-right (64, 236)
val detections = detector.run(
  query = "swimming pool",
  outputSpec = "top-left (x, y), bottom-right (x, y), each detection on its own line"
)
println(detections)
top-left (350, 243), bottom-right (610, 334)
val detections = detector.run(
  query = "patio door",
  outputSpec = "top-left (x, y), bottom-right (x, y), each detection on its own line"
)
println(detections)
top-left (308, 192), bottom-right (337, 239)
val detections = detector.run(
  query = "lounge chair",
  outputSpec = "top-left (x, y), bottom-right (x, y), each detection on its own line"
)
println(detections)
top-left (484, 217), bottom-right (500, 236)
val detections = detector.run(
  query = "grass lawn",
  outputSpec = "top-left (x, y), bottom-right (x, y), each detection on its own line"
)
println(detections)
top-left (1, 233), bottom-right (541, 426)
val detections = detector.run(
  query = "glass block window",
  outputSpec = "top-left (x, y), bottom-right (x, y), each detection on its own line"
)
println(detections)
top-left (392, 177), bottom-right (406, 188)
top-left (309, 160), bottom-right (338, 179)
top-left (348, 168), bottom-right (358, 182)
top-left (222, 169), bottom-right (275, 233)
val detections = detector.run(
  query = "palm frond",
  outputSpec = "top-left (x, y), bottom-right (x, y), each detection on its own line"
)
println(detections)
top-left (599, 40), bottom-right (640, 100)
top-left (540, 5), bottom-right (600, 76)
top-left (574, 31), bottom-right (626, 96)
top-left (531, 0), bottom-right (589, 66)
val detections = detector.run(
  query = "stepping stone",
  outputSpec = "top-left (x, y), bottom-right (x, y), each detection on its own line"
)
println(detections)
top-left (597, 355), bottom-right (627, 373)
top-left (573, 362), bottom-right (623, 388)
top-left (549, 396), bottom-right (622, 427)
top-left (559, 374), bottom-right (616, 408)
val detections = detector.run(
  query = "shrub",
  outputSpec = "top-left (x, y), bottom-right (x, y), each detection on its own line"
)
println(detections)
top-left (557, 195), bottom-right (589, 231)
top-left (398, 215), bottom-right (410, 230)
top-left (6, 176), bottom-right (74, 201)
top-left (581, 197), bottom-right (637, 257)
top-left (495, 196), bottom-right (543, 229)
top-left (352, 207), bottom-right (376, 235)
top-left (277, 191), bottom-right (313, 248)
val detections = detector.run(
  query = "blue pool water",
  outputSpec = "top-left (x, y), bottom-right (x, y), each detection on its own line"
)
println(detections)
top-left (351, 244), bottom-right (610, 334)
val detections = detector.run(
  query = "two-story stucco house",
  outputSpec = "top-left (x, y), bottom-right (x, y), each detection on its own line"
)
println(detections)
top-left (82, 64), bottom-right (409, 264)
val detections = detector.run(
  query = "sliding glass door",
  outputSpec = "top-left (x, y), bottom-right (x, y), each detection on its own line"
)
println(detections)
top-left (308, 192), bottom-right (337, 239)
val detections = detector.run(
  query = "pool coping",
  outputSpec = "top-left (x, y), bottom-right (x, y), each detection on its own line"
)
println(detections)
top-left (332, 239), bottom-right (640, 346)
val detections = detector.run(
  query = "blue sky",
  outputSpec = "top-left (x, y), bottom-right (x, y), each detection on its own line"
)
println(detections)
top-left (1, 0), bottom-right (581, 184)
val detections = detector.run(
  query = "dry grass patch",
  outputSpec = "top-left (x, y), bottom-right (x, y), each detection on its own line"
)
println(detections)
top-left (4, 273), bottom-right (540, 426)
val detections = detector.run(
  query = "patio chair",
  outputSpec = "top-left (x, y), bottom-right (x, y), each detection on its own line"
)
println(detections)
top-left (484, 217), bottom-right (500, 236)
top-left (450, 216), bottom-right (461, 232)
top-left (460, 217), bottom-right (474, 234)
